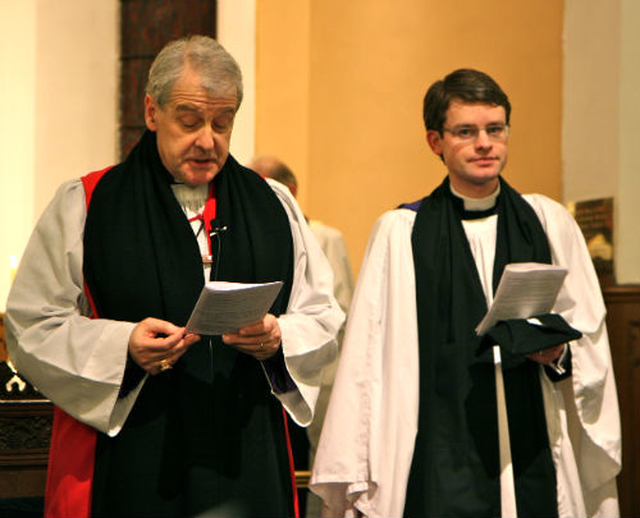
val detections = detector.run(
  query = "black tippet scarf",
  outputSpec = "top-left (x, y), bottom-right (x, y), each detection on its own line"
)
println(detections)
top-left (404, 177), bottom-right (558, 517)
top-left (83, 131), bottom-right (295, 518)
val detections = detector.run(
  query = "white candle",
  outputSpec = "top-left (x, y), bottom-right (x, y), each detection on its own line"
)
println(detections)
top-left (9, 255), bottom-right (18, 283)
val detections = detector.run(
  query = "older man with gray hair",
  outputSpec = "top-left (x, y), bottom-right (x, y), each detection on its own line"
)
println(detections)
top-left (5, 35), bottom-right (343, 518)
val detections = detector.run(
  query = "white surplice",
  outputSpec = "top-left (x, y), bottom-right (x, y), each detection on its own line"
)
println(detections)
top-left (310, 193), bottom-right (621, 518)
top-left (306, 219), bottom-right (355, 517)
top-left (306, 219), bottom-right (355, 448)
top-left (5, 176), bottom-right (344, 436)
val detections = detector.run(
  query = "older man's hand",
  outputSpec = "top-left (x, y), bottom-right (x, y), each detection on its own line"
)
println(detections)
top-left (222, 313), bottom-right (282, 360)
top-left (128, 317), bottom-right (201, 374)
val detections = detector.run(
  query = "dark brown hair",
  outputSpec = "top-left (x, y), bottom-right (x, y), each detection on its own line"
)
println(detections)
top-left (423, 69), bottom-right (511, 133)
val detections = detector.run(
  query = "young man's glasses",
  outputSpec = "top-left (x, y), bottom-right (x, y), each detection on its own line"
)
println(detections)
top-left (442, 123), bottom-right (509, 142)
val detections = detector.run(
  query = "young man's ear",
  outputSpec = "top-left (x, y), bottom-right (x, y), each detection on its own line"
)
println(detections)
top-left (144, 94), bottom-right (158, 131)
top-left (426, 130), bottom-right (443, 156)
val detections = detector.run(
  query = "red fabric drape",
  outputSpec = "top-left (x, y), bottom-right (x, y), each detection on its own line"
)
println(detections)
top-left (44, 167), bottom-right (113, 518)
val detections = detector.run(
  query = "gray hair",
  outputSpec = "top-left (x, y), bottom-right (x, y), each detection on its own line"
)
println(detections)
top-left (146, 35), bottom-right (243, 108)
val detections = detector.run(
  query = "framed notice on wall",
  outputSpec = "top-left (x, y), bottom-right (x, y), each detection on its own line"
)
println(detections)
top-left (567, 197), bottom-right (614, 285)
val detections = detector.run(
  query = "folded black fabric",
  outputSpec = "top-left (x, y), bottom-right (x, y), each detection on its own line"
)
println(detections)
top-left (481, 313), bottom-right (582, 355)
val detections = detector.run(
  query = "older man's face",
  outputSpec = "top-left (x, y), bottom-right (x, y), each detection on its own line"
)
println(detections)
top-left (145, 66), bottom-right (238, 186)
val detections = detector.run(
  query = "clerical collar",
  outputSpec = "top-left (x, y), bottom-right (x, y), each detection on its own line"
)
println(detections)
top-left (171, 183), bottom-right (208, 215)
top-left (450, 183), bottom-right (500, 220)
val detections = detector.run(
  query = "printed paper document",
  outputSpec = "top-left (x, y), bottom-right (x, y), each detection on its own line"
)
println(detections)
top-left (186, 281), bottom-right (283, 335)
top-left (476, 263), bottom-right (567, 336)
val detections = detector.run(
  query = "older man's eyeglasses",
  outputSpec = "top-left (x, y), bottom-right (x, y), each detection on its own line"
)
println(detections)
top-left (443, 123), bottom-right (509, 142)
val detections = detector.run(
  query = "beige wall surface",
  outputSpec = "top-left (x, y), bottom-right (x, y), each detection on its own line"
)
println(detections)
top-left (0, 0), bottom-right (36, 311)
top-left (564, 0), bottom-right (639, 284)
top-left (0, 0), bottom-right (118, 310)
top-left (617, 0), bottom-right (640, 285)
top-left (218, 0), bottom-right (257, 165)
top-left (256, 1), bottom-right (563, 275)
top-left (34, 1), bottom-right (119, 214)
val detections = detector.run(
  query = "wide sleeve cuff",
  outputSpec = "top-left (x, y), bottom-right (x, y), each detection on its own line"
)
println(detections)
top-left (261, 347), bottom-right (297, 394)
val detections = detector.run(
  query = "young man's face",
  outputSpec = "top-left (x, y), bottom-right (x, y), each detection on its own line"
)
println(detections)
top-left (144, 65), bottom-right (238, 186)
top-left (427, 100), bottom-right (509, 198)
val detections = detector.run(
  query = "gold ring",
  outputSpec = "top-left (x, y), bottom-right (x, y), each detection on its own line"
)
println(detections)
top-left (260, 342), bottom-right (265, 348)
top-left (159, 359), bottom-right (172, 372)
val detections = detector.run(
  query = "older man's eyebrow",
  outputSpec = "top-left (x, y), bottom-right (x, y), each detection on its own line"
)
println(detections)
top-left (174, 104), bottom-right (237, 116)
top-left (175, 103), bottom-right (201, 113)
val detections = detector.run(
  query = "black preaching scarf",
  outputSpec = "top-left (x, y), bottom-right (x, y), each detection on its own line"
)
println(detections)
top-left (404, 176), bottom-right (558, 518)
top-left (84, 131), bottom-right (295, 518)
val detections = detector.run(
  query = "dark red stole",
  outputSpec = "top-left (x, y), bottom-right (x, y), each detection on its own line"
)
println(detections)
top-left (43, 164), bottom-right (109, 518)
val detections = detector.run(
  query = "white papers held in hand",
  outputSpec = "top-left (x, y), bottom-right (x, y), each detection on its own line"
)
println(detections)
top-left (475, 263), bottom-right (567, 336)
top-left (185, 281), bottom-right (284, 335)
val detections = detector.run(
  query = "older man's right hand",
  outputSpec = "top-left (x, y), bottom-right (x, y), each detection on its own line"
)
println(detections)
top-left (128, 317), bottom-right (201, 375)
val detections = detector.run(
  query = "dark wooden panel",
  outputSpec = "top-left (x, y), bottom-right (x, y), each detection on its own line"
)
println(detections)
top-left (0, 386), bottom-right (52, 498)
top-left (121, 0), bottom-right (217, 57)
top-left (604, 285), bottom-right (640, 518)
top-left (120, 57), bottom-right (154, 128)
top-left (119, 0), bottom-right (218, 159)
top-left (0, 315), bottom-right (53, 499)
top-left (121, 126), bottom-right (146, 158)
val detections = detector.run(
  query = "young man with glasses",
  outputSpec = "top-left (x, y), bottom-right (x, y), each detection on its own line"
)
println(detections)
top-left (311, 69), bottom-right (620, 518)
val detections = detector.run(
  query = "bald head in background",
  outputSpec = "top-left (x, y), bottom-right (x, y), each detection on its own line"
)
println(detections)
top-left (246, 153), bottom-right (354, 311)
top-left (248, 155), bottom-right (298, 198)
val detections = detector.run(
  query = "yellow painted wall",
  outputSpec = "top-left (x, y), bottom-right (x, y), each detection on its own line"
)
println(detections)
top-left (256, 1), bottom-right (563, 276)
top-left (254, 2), bottom-right (312, 208)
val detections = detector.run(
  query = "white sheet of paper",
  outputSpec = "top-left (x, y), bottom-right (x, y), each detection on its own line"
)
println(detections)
top-left (185, 281), bottom-right (283, 335)
top-left (475, 262), bottom-right (567, 336)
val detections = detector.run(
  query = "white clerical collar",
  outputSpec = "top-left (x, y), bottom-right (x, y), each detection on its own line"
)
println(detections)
top-left (450, 183), bottom-right (500, 211)
top-left (171, 183), bottom-right (208, 215)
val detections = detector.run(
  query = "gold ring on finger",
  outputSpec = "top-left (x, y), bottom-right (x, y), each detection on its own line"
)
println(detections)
top-left (159, 359), bottom-right (172, 372)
